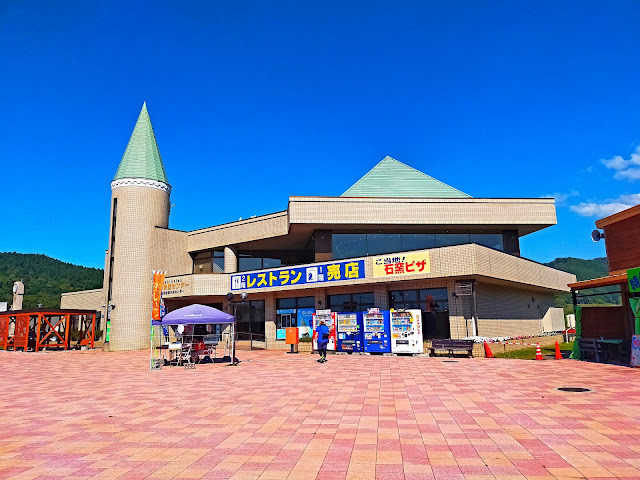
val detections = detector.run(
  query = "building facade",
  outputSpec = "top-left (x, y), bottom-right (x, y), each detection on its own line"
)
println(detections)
top-left (62, 104), bottom-right (575, 351)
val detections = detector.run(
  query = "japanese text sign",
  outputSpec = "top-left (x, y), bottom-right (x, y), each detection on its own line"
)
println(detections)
top-left (628, 268), bottom-right (640, 293)
top-left (151, 270), bottom-right (166, 320)
top-left (372, 251), bottom-right (430, 278)
top-left (231, 259), bottom-right (365, 291)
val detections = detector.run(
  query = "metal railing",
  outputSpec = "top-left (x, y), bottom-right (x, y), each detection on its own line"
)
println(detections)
top-left (235, 332), bottom-right (267, 351)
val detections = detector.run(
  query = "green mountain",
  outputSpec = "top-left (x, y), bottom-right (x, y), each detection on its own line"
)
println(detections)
top-left (543, 257), bottom-right (620, 309)
top-left (0, 252), bottom-right (103, 309)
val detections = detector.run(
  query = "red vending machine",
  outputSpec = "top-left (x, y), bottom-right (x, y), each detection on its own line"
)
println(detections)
top-left (312, 309), bottom-right (337, 351)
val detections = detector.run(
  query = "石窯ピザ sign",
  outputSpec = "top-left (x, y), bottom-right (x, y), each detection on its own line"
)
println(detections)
top-left (373, 251), bottom-right (430, 278)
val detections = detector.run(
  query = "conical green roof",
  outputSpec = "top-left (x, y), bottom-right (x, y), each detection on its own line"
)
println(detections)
top-left (342, 156), bottom-right (470, 198)
top-left (113, 103), bottom-right (169, 184)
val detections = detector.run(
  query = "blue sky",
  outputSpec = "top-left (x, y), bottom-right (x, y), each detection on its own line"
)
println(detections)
top-left (1, 0), bottom-right (639, 269)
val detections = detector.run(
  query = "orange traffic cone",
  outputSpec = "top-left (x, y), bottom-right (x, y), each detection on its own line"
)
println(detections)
top-left (535, 342), bottom-right (543, 360)
top-left (484, 342), bottom-right (494, 358)
top-left (554, 341), bottom-right (562, 360)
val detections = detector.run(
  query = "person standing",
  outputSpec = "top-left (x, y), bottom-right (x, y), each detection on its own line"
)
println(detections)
top-left (315, 320), bottom-right (329, 363)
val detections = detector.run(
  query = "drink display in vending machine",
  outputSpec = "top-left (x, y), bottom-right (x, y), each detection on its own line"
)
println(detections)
top-left (363, 308), bottom-right (391, 353)
top-left (390, 309), bottom-right (424, 354)
top-left (312, 309), bottom-right (336, 351)
top-left (336, 312), bottom-right (363, 353)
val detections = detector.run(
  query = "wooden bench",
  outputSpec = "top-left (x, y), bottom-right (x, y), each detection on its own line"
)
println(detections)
top-left (430, 339), bottom-right (474, 358)
top-left (578, 338), bottom-right (602, 363)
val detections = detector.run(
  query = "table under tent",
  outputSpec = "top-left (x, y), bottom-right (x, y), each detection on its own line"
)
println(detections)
top-left (150, 304), bottom-right (236, 369)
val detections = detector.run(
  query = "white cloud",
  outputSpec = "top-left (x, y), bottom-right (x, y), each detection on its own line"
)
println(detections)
top-left (541, 190), bottom-right (579, 206)
top-left (601, 146), bottom-right (640, 181)
top-left (570, 193), bottom-right (640, 217)
top-left (615, 168), bottom-right (640, 180)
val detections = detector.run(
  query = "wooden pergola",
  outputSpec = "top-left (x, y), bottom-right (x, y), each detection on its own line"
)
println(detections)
top-left (0, 309), bottom-right (97, 352)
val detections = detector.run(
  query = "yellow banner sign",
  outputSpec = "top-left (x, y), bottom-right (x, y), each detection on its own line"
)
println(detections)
top-left (373, 251), bottom-right (430, 278)
top-left (152, 270), bottom-right (166, 320)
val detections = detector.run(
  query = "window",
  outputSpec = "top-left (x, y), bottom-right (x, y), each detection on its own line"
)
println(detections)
top-left (213, 251), bottom-right (224, 273)
top-left (332, 234), bottom-right (368, 260)
top-left (235, 300), bottom-right (265, 336)
top-left (436, 233), bottom-right (470, 247)
top-left (237, 250), bottom-right (311, 272)
top-left (401, 234), bottom-right (436, 251)
top-left (193, 251), bottom-right (224, 274)
top-left (276, 296), bottom-right (315, 340)
top-left (332, 232), bottom-right (504, 261)
top-left (367, 234), bottom-right (401, 255)
top-left (328, 292), bottom-right (374, 312)
top-left (389, 288), bottom-right (450, 339)
top-left (470, 233), bottom-right (504, 250)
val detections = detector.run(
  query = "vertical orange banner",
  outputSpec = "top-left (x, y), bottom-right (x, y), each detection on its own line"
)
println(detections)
top-left (152, 270), bottom-right (166, 320)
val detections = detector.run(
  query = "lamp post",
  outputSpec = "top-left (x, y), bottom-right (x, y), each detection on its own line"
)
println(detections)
top-left (226, 292), bottom-right (248, 365)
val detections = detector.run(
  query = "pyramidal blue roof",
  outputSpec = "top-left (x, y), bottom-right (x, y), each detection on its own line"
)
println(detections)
top-left (342, 156), bottom-right (471, 198)
top-left (113, 103), bottom-right (169, 184)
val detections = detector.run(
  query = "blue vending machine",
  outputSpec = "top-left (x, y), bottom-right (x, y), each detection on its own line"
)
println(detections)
top-left (336, 312), bottom-right (364, 353)
top-left (363, 309), bottom-right (391, 353)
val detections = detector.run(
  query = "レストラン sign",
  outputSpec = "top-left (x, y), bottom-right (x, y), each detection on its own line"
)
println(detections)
top-left (231, 259), bottom-right (365, 291)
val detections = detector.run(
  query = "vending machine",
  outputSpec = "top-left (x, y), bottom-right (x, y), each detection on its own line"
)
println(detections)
top-left (363, 308), bottom-right (391, 353)
top-left (312, 309), bottom-right (336, 351)
top-left (336, 312), bottom-right (363, 353)
top-left (390, 309), bottom-right (424, 354)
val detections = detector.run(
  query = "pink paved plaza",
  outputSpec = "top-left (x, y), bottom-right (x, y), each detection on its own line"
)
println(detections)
top-left (1, 350), bottom-right (640, 480)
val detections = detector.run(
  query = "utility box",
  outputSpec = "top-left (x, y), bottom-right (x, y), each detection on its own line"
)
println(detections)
top-left (285, 327), bottom-right (299, 345)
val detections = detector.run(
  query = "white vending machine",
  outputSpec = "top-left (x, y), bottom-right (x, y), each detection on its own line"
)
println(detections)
top-left (390, 309), bottom-right (424, 354)
top-left (312, 309), bottom-right (336, 351)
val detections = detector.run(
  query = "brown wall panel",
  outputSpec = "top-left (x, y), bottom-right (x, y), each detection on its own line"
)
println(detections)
top-left (604, 216), bottom-right (640, 272)
top-left (581, 306), bottom-right (625, 339)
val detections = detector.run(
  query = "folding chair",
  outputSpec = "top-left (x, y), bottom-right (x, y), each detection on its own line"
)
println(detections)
top-left (181, 344), bottom-right (196, 369)
top-left (168, 342), bottom-right (182, 366)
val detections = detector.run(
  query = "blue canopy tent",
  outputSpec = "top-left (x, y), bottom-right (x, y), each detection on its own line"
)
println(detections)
top-left (150, 304), bottom-right (236, 368)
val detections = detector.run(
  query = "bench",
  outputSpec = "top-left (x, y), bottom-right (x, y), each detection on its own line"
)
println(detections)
top-left (578, 338), bottom-right (602, 363)
top-left (430, 339), bottom-right (474, 358)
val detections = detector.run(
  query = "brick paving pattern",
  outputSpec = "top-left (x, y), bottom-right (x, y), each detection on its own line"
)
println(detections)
top-left (1, 350), bottom-right (640, 480)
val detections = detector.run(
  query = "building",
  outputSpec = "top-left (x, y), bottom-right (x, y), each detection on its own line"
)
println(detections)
top-left (61, 104), bottom-right (575, 351)
top-left (569, 205), bottom-right (640, 341)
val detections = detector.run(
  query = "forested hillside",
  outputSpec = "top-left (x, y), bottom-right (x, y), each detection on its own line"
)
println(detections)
top-left (543, 257), bottom-right (620, 309)
top-left (0, 253), bottom-right (103, 309)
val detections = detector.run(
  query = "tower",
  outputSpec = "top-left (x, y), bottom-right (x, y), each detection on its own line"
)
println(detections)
top-left (104, 103), bottom-right (170, 351)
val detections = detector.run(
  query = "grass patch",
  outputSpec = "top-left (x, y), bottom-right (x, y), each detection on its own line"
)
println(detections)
top-left (494, 341), bottom-right (573, 359)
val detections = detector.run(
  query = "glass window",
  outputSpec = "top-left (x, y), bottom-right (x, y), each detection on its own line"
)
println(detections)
top-left (238, 254), bottom-right (262, 272)
top-left (389, 288), bottom-right (450, 339)
top-left (328, 292), bottom-right (374, 312)
top-left (249, 300), bottom-right (265, 336)
top-left (332, 234), bottom-right (367, 260)
top-left (401, 234), bottom-right (436, 251)
top-left (213, 251), bottom-right (224, 273)
top-left (470, 233), bottom-right (504, 250)
top-left (193, 252), bottom-right (212, 274)
top-left (366, 234), bottom-right (401, 256)
top-left (436, 233), bottom-right (470, 247)
top-left (297, 296), bottom-right (315, 308)
top-left (276, 298), bottom-right (296, 310)
top-left (263, 257), bottom-right (282, 269)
